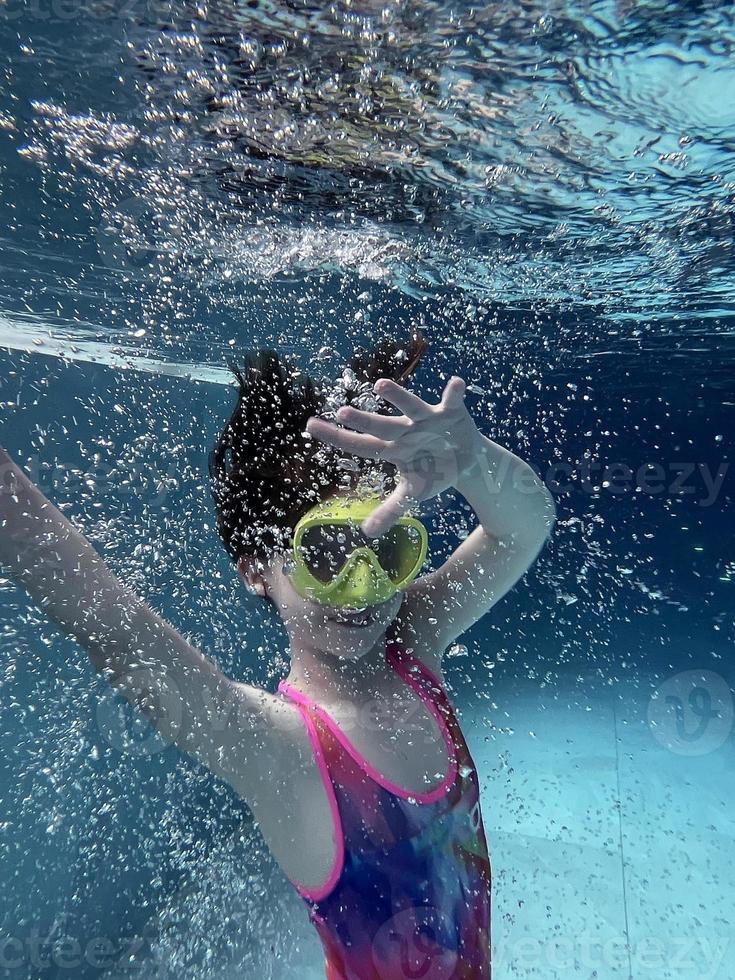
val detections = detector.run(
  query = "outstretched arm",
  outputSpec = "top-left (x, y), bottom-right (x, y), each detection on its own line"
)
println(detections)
top-left (306, 376), bottom-right (556, 669)
top-left (0, 447), bottom-right (277, 794)
top-left (397, 426), bottom-right (555, 660)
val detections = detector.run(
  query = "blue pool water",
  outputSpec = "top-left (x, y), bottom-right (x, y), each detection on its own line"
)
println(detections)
top-left (0, 1), bottom-right (733, 978)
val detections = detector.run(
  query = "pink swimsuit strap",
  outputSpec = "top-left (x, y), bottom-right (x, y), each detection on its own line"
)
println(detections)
top-left (277, 639), bottom-right (459, 803)
top-left (276, 640), bottom-right (493, 980)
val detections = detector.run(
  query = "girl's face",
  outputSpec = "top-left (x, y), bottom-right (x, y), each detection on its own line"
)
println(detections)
top-left (239, 552), bottom-right (404, 661)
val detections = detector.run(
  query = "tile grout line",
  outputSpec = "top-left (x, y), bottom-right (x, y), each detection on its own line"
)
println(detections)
top-left (612, 698), bottom-right (634, 980)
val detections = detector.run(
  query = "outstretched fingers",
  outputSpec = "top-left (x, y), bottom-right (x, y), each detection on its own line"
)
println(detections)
top-left (440, 375), bottom-right (467, 408)
top-left (373, 378), bottom-right (433, 420)
top-left (335, 405), bottom-right (408, 440)
top-left (306, 416), bottom-right (389, 460)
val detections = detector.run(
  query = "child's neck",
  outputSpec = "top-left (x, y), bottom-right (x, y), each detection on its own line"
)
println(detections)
top-left (284, 630), bottom-right (395, 703)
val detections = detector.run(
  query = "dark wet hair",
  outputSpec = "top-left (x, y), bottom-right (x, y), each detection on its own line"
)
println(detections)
top-left (208, 332), bottom-right (428, 569)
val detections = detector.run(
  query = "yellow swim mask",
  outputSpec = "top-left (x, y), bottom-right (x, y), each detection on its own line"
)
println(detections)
top-left (288, 494), bottom-right (428, 608)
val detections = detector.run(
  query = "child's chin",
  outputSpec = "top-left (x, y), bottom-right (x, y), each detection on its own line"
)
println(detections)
top-left (333, 647), bottom-right (375, 662)
top-left (328, 622), bottom-right (383, 654)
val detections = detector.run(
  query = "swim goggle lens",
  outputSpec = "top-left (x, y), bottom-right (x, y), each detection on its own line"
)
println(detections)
top-left (297, 522), bottom-right (425, 585)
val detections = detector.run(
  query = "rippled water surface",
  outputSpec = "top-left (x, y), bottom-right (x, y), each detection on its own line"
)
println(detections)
top-left (2, 0), bottom-right (735, 351)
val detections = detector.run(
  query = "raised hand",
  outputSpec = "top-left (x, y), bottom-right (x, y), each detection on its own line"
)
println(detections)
top-left (305, 375), bottom-right (483, 537)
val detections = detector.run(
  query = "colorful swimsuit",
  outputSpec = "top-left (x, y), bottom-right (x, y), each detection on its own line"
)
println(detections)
top-left (277, 640), bottom-right (492, 979)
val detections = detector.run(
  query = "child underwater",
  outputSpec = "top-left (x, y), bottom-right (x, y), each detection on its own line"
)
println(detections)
top-left (0, 332), bottom-right (555, 978)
